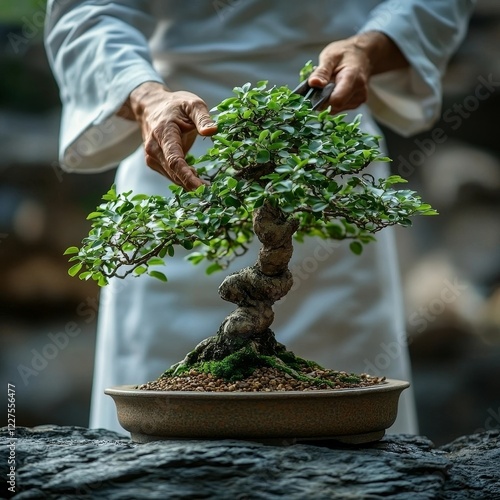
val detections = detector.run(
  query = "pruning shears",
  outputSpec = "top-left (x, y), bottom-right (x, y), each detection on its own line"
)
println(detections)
top-left (293, 80), bottom-right (335, 110)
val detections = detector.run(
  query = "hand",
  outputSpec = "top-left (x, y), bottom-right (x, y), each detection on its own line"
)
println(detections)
top-left (308, 31), bottom-right (408, 113)
top-left (119, 82), bottom-right (218, 191)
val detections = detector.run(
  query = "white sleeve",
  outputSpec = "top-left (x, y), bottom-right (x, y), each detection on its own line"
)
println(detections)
top-left (358, 0), bottom-right (475, 136)
top-left (44, 0), bottom-right (164, 172)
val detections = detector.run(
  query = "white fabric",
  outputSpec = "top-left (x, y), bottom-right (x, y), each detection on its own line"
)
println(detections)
top-left (45, 0), bottom-right (474, 435)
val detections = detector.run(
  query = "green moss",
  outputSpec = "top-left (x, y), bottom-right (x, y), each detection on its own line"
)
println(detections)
top-left (336, 374), bottom-right (362, 384)
top-left (276, 350), bottom-right (323, 371)
top-left (161, 347), bottom-right (364, 388)
top-left (162, 347), bottom-right (272, 381)
top-left (195, 348), bottom-right (324, 382)
top-left (197, 348), bottom-right (269, 381)
top-left (261, 355), bottom-right (335, 388)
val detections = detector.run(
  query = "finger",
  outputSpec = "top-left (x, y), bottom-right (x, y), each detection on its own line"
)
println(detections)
top-left (332, 91), bottom-right (366, 113)
top-left (148, 145), bottom-right (202, 191)
top-left (166, 154), bottom-right (203, 191)
top-left (308, 51), bottom-right (340, 87)
top-left (181, 129), bottom-right (198, 155)
top-left (149, 159), bottom-right (174, 182)
top-left (328, 69), bottom-right (367, 112)
top-left (160, 126), bottom-right (204, 191)
top-left (144, 140), bottom-right (182, 184)
top-left (329, 86), bottom-right (355, 113)
top-left (145, 132), bottom-right (195, 189)
top-left (190, 103), bottom-right (218, 136)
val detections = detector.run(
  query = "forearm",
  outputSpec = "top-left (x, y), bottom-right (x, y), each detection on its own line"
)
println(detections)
top-left (352, 31), bottom-right (409, 77)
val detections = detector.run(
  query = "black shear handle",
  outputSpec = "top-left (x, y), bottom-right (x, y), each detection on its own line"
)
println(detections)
top-left (293, 81), bottom-right (335, 110)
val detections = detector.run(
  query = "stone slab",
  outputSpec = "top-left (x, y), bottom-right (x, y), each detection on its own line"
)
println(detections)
top-left (0, 426), bottom-right (498, 499)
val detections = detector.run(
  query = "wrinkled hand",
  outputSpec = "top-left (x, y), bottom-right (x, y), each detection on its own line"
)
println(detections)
top-left (308, 31), bottom-right (408, 113)
top-left (120, 82), bottom-right (217, 191)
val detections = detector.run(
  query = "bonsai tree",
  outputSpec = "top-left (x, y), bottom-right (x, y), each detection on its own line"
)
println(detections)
top-left (65, 68), bottom-right (435, 383)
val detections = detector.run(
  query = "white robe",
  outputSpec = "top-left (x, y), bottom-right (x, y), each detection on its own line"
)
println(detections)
top-left (45, 0), bottom-right (474, 435)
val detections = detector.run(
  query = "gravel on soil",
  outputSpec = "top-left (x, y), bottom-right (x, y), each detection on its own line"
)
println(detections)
top-left (139, 366), bottom-right (386, 392)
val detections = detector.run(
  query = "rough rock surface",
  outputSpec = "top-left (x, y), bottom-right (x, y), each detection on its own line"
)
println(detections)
top-left (0, 426), bottom-right (498, 499)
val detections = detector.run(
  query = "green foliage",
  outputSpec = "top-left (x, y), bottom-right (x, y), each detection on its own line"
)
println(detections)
top-left (299, 60), bottom-right (315, 82)
top-left (0, 0), bottom-right (45, 24)
top-left (67, 78), bottom-right (436, 285)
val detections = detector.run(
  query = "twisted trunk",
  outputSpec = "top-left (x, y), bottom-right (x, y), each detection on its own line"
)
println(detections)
top-left (171, 201), bottom-right (299, 370)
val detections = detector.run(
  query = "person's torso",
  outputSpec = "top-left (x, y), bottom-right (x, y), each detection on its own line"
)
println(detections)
top-left (147, 0), bottom-right (384, 99)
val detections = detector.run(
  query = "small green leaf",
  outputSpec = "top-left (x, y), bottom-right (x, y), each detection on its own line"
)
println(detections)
top-left (64, 246), bottom-right (80, 255)
top-left (86, 212), bottom-right (103, 220)
top-left (349, 242), bottom-right (363, 255)
top-left (213, 135), bottom-right (231, 146)
top-left (385, 175), bottom-right (407, 186)
top-left (187, 253), bottom-right (205, 265)
top-left (131, 194), bottom-right (150, 201)
top-left (318, 109), bottom-right (330, 121)
top-left (258, 129), bottom-right (270, 142)
top-left (206, 263), bottom-right (223, 275)
top-left (223, 195), bottom-right (241, 208)
top-left (134, 266), bottom-right (147, 275)
top-left (311, 202), bottom-right (329, 212)
top-left (194, 184), bottom-right (206, 196)
top-left (417, 204), bottom-right (433, 211)
top-left (256, 150), bottom-right (270, 164)
top-left (421, 209), bottom-right (438, 216)
top-left (148, 270), bottom-right (168, 282)
top-left (147, 257), bottom-right (165, 266)
top-left (270, 130), bottom-right (283, 141)
top-left (299, 60), bottom-right (314, 82)
top-left (102, 187), bottom-right (118, 201)
top-left (68, 263), bottom-right (82, 277)
top-left (280, 125), bottom-right (295, 134)
top-left (309, 140), bottom-right (322, 152)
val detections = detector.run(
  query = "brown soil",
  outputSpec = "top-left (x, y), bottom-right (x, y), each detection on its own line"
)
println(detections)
top-left (139, 367), bottom-right (385, 392)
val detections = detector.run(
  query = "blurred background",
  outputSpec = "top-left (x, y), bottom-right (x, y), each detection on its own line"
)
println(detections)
top-left (1, 1), bottom-right (499, 446)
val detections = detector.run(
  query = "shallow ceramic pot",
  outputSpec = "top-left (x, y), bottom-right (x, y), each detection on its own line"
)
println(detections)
top-left (106, 379), bottom-right (408, 444)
